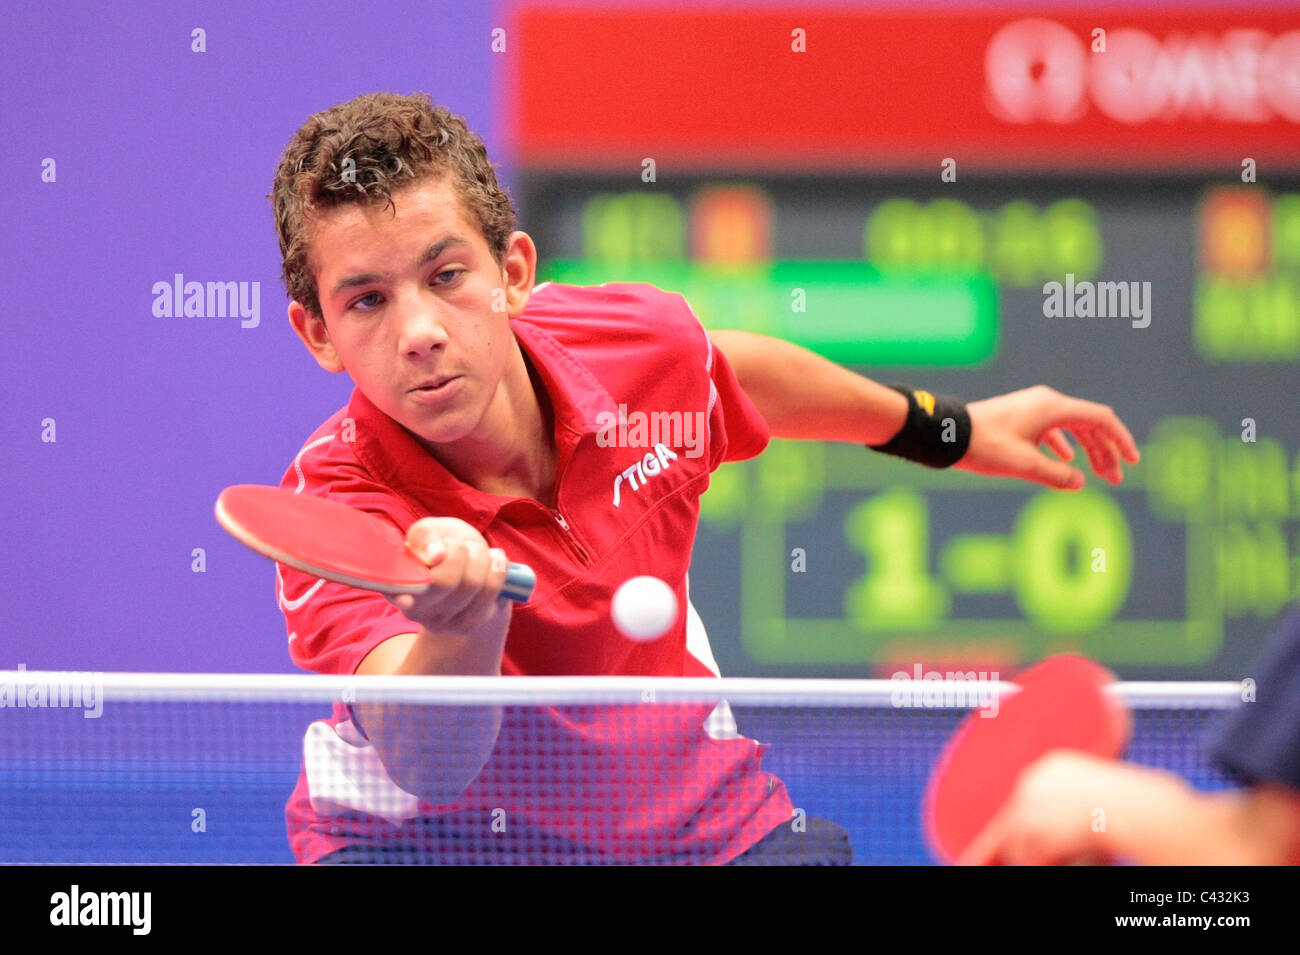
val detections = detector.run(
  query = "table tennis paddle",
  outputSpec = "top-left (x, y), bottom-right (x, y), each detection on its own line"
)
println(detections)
top-left (922, 654), bottom-right (1130, 865)
top-left (215, 484), bottom-right (535, 602)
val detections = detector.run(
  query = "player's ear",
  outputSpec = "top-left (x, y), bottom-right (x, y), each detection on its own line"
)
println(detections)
top-left (288, 300), bottom-right (344, 373)
top-left (499, 231), bottom-right (537, 319)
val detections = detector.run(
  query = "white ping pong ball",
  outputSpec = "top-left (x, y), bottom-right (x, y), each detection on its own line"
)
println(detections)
top-left (611, 576), bottom-right (678, 642)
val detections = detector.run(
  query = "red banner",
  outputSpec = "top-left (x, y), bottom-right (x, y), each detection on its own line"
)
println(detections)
top-left (507, 6), bottom-right (1300, 172)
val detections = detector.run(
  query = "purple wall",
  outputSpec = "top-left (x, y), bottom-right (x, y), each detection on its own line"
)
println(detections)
top-left (4, 1), bottom-right (501, 672)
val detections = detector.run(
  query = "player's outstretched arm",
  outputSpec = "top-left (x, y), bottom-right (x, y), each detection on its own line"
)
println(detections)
top-left (353, 518), bottom-right (514, 804)
top-left (710, 330), bottom-right (1139, 490)
top-left (708, 329), bottom-right (910, 445)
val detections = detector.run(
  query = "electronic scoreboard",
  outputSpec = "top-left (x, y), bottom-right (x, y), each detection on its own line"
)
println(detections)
top-left (510, 6), bottom-right (1300, 678)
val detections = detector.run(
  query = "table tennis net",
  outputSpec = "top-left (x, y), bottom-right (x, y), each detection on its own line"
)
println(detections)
top-left (0, 672), bottom-right (1244, 865)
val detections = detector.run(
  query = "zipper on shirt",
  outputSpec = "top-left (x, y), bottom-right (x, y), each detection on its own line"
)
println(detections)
top-left (545, 433), bottom-right (592, 566)
top-left (551, 508), bottom-right (592, 565)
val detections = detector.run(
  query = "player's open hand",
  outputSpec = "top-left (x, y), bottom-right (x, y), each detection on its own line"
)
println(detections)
top-left (954, 385), bottom-right (1140, 490)
top-left (385, 517), bottom-right (512, 636)
top-left (958, 750), bottom-right (1121, 866)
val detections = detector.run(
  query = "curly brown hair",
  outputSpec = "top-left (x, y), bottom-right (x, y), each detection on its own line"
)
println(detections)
top-left (268, 91), bottom-right (517, 318)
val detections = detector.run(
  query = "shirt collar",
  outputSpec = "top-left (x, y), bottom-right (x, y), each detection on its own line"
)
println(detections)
top-left (346, 317), bottom-right (617, 524)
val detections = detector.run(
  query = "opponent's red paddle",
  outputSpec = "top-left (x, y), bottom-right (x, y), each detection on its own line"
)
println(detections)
top-left (922, 655), bottom-right (1130, 865)
top-left (215, 484), bottom-right (535, 602)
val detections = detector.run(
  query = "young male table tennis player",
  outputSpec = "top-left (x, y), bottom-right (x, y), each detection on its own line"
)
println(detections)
top-left (268, 91), bottom-right (1140, 864)
top-left (960, 604), bottom-right (1300, 865)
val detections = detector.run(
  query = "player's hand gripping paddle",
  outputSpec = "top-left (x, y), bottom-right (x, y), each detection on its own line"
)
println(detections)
top-left (922, 655), bottom-right (1130, 865)
top-left (215, 484), bottom-right (535, 602)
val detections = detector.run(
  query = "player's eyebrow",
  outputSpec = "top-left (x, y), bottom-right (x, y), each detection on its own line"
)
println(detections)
top-left (330, 235), bottom-right (472, 298)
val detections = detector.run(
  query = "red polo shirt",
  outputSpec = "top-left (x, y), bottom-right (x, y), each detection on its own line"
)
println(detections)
top-left (279, 281), bottom-right (794, 863)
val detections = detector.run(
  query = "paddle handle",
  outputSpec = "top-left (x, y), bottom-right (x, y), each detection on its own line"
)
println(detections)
top-left (503, 563), bottom-right (536, 603)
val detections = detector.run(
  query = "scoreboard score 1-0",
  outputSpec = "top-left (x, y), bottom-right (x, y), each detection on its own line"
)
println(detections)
top-left (508, 5), bottom-right (1300, 678)
top-left (526, 175), bottom-right (1300, 679)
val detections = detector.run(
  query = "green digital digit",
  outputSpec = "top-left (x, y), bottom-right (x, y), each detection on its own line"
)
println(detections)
top-left (927, 199), bottom-right (984, 268)
top-left (987, 200), bottom-right (1042, 287)
top-left (1261, 275), bottom-right (1300, 355)
top-left (1274, 194), bottom-right (1300, 267)
top-left (1143, 417), bottom-right (1218, 520)
top-left (1196, 274), bottom-right (1300, 359)
top-left (582, 193), bottom-right (685, 263)
top-left (844, 487), bottom-right (949, 629)
top-left (1218, 439), bottom-right (1291, 520)
top-left (1218, 522), bottom-right (1291, 619)
top-left (1011, 491), bottom-right (1131, 632)
top-left (1195, 276), bottom-right (1245, 359)
top-left (865, 198), bottom-right (922, 267)
top-left (1042, 199), bottom-right (1102, 281)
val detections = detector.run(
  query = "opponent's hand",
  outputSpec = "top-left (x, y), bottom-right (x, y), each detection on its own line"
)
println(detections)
top-left (958, 751), bottom-right (1121, 866)
top-left (385, 517), bottom-right (512, 636)
top-left (955, 385), bottom-right (1140, 490)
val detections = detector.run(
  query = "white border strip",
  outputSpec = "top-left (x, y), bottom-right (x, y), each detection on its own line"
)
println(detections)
top-left (0, 672), bottom-right (1246, 709)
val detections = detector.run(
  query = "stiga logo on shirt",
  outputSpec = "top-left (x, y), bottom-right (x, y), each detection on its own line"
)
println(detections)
top-left (613, 443), bottom-right (678, 507)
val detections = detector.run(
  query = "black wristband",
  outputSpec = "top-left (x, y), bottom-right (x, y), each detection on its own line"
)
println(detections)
top-left (867, 385), bottom-right (971, 468)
